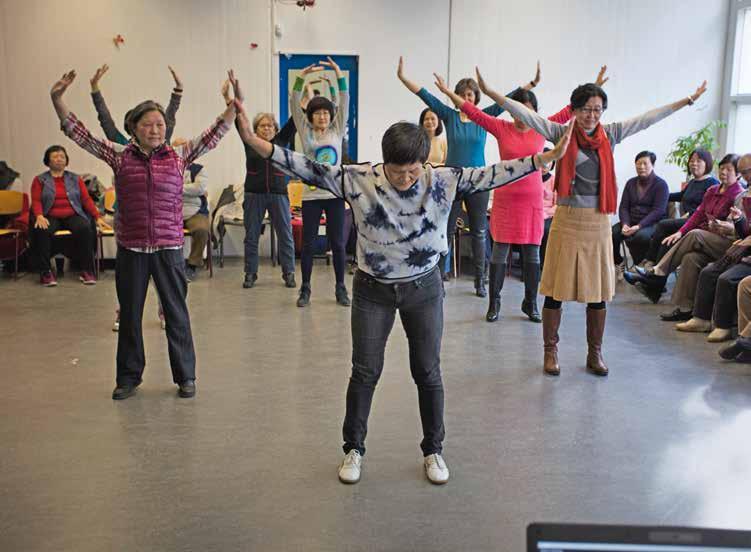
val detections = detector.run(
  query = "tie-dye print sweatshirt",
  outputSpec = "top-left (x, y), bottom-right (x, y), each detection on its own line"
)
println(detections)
top-left (269, 145), bottom-right (537, 281)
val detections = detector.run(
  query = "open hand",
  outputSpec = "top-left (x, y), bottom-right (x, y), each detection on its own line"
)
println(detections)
top-left (531, 61), bottom-right (541, 87)
top-left (51, 70), bottom-right (76, 100)
top-left (433, 73), bottom-right (450, 95)
top-left (228, 69), bottom-right (244, 103)
top-left (595, 65), bottom-right (609, 87)
top-left (168, 66), bottom-right (183, 90)
top-left (475, 66), bottom-right (489, 94)
top-left (35, 215), bottom-right (50, 230)
top-left (320, 56), bottom-right (341, 77)
top-left (301, 63), bottom-right (324, 76)
top-left (691, 80), bottom-right (708, 103)
top-left (662, 231), bottom-right (682, 246)
top-left (221, 79), bottom-right (231, 102)
top-left (96, 218), bottom-right (113, 232)
top-left (90, 64), bottom-right (109, 91)
top-left (542, 120), bottom-right (575, 164)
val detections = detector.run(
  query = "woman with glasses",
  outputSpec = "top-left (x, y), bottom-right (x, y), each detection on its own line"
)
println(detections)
top-left (476, 68), bottom-right (706, 377)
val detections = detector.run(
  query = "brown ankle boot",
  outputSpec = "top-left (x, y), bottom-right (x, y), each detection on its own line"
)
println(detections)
top-left (542, 307), bottom-right (561, 375)
top-left (586, 307), bottom-right (609, 376)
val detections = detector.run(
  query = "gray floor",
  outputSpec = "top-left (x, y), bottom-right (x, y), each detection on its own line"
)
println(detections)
top-left (2, 259), bottom-right (751, 552)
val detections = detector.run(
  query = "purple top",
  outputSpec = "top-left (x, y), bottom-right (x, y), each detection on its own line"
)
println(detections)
top-left (618, 174), bottom-right (669, 228)
top-left (680, 181), bottom-right (744, 235)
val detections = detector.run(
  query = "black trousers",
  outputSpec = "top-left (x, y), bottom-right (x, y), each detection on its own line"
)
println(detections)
top-left (31, 215), bottom-right (94, 273)
top-left (343, 266), bottom-right (445, 457)
top-left (693, 261), bottom-right (751, 329)
top-left (612, 222), bottom-right (656, 266)
top-left (540, 217), bottom-right (553, 267)
top-left (646, 218), bottom-right (685, 263)
top-left (115, 247), bottom-right (196, 386)
top-left (442, 192), bottom-right (489, 275)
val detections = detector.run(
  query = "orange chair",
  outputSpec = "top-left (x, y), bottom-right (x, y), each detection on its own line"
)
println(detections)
top-left (0, 190), bottom-right (27, 279)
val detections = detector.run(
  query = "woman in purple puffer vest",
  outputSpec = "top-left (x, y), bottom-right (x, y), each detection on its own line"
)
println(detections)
top-left (50, 69), bottom-right (240, 401)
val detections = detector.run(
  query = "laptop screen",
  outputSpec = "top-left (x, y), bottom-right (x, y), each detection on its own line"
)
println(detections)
top-left (536, 542), bottom-right (751, 552)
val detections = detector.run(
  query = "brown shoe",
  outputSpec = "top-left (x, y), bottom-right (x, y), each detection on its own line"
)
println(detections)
top-left (542, 307), bottom-right (561, 375)
top-left (586, 307), bottom-right (609, 376)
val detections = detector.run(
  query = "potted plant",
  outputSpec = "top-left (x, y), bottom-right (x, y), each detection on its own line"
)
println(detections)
top-left (665, 120), bottom-right (726, 176)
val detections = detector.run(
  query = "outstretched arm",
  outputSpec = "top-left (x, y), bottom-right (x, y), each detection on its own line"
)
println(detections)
top-left (610, 81), bottom-right (708, 145)
top-left (290, 63), bottom-right (322, 132)
top-left (399, 56), bottom-right (453, 121)
top-left (455, 121), bottom-right (574, 196)
top-left (235, 100), bottom-right (344, 198)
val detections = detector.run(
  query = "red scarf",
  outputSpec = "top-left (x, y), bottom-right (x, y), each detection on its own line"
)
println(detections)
top-left (553, 121), bottom-right (617, 214)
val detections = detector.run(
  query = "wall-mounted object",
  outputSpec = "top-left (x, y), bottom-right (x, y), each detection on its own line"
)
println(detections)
top-left (250, 43), bottom-right (258, 49)
top-left (113, 34), bottom-right (125, 48)
top-left (296, 0), bottom-right (314, 9)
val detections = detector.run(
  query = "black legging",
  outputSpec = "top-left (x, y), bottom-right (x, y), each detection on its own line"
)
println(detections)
top-left (441, 192), bottom-right (489, 275)
top-left (544, 297), bottom-right (605, 310)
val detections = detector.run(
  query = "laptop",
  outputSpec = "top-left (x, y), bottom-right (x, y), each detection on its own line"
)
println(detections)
top-left (528, 523), bottom-right (751, 552)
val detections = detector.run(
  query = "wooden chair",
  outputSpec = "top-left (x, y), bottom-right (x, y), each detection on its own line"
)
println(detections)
top-left (0, 190), bottom-right (26, 279)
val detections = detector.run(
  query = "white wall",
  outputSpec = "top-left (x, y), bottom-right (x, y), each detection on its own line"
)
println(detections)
top-left (449, 0), bottom-right (730, 189)
top-left (0, 0), bottom-right (730, 254)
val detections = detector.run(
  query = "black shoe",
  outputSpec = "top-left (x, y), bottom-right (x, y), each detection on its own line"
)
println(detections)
top-left (659, 307), bottom-right (693, 322)
top-left (442, 271), bottom-right (450, 282)
top-left (474, 273), bottom-right (487, 298)
top-left (486, 298), bottom-right (501, 322)
top-left (297, 284), bottom-right (311, 307)
top-left (719, 341), bottom-right (743, 360)
top-left (243, 273), bottom-right (258, 289)
top-left (283, 272), bottom-right (296, 288)
top-left (735, 350), bottom-right (751, 363)
top-left (521, 299), bottom-right (542, 323)
top-left (112, 383), bottom-right (139, 400)
top-left (178, 380), bottom-right (196, 398)
top-left (335, 283), bottom-right (351, 306)
top-left (185, 264), bottom-right (197, 282)
top-left (628, 278), bottom-right (664, 304)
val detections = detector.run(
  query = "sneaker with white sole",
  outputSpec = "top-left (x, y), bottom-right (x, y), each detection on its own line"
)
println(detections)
top-left (424, 453), bottom-right (449, 484)
top-left (112, 309), bottom-right (120, 332)
top-left (338, 450), bottom-right (362, 484)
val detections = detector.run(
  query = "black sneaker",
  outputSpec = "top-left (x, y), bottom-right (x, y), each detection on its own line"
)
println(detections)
top-left (112, 383), bottom-right (139, 400)
top-left (185, 264), bottom-right (197, 282)
top-left (297, 284), bottom-right (311, 307)
top-left (335, 283), bottom-right (351, 306)
top-left (178, 380), bottom-right (196, 398)
top-left (243, 273), bottom-right (258, 289)
top-left (283, 272), bottom-right (296, 288)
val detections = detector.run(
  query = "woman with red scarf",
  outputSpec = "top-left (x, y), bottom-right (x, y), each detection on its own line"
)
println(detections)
top-left (477, 69), bottom-right (706, 377)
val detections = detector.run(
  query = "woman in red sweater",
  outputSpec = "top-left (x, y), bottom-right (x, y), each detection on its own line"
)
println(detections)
top-left (30, 145), bottom-right (111, 286)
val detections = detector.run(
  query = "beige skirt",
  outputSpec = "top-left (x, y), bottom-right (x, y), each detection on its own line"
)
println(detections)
top-left (540, 206), bottom-right (615, 303)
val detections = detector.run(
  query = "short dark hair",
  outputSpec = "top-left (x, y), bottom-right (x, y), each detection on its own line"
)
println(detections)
top-left (570, 83), bottom-right (608, 111)
top-left (306, 96), bottom-right (335, 124)
top-left (689, 148), bottom-right (714, 176)
top-left (509, 88), bottom-right (538, 112)
top-left (43, 145), bottom-right (69, 167)
top-left (719, 153), bottom-right (740, 173)
top-left (123, 109), bottom-right (134, 136)
top-left (419, 108), bottom-right (443, 137)
top-left (125, 100), bottom-right (167, 133)
top-left (454, 78), bottom-right (481, 105)
top-left (635, 150), bottom-right (656, 164)
top-left (382, 122), bottom-right (430, 165)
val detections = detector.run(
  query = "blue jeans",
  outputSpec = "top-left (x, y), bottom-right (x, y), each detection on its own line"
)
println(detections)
top-left (243, 192), bottom-right (295, 275)
top-left (343, 266), bottom-right (445, 457)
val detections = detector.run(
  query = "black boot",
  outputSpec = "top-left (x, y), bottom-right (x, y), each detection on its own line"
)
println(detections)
top-left (521, 262), bottom-right (542, 323)
top-left (485, 263), bottom-right (505, 322)
top-left (474, 266), bottom-right (487, 298)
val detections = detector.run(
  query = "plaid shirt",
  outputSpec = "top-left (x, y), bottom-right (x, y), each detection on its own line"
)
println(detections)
top-left (62, 112), bottom-right (229, 252)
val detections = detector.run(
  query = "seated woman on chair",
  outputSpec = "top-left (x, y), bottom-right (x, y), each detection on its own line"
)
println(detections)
top-left (30, 145), bottom-right (111, 286)
top-left (612, 150), bottom-right (669, 268)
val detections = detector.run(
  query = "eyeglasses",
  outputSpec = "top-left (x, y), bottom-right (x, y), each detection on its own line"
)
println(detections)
top-left (578, 107), bottom-right (604, 115)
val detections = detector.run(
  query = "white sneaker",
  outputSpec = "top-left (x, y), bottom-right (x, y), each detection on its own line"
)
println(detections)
top-left (338, 450), bottom-right (362, 484)
top-left (707, 327), bottom-right (733, 343)
top-left (112, 311), bottom-right (120, 332)
top-left (675, 317), bottom-right (711, 333)
top-left (424, 453), bottom-right (450, 484)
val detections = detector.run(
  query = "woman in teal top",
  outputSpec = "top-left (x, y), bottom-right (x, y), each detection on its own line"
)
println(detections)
top-left (398, 57), bottom-right (540, 295)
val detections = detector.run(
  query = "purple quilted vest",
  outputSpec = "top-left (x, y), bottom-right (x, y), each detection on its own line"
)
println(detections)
top-left (115, 145), bottom-right (184, 248)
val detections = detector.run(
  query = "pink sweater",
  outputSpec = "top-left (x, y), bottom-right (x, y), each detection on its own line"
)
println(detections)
top-left (461, 101), bottom-right (572, 244)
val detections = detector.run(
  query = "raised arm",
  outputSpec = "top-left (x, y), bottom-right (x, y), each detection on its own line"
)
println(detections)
top-left (321, 57), bottom-right (349, 135)
top-left (235, 100), bottom-right (344, 197)
top-left (475, 67), bottom-right (565, 142)
top-left (52, 70), bottom-right (123, 169)
top-left (165, 65), bottom-right (183, 142)
top-left (177, 71), bottom-right (237, 166)
top-left (89, 64), bottom-right (128, 145)
top-left (454, 121), bottom-right (574, 196)
top-left (398, 56), bottom-right (453, 121)
top-left (290, 63), bottom-right (322, 132)
top-left (482, 60), bottom-right (542, 116)
top-left (609, 81), bottom-right (707, 144)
